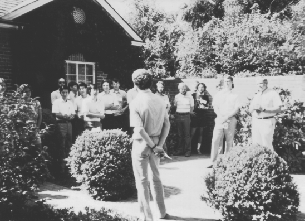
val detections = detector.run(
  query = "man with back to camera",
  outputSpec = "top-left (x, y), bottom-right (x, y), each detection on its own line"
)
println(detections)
top-left (249, 78), bottom-right (282, 149)
top-left (129, 69), bottom-right (171, 220)
top-left (51, 78), bottom-right (66, 105)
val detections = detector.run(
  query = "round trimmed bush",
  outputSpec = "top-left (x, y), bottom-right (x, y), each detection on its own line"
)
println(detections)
top-left (67, 129), bottom-right (135, 201)
top-left (203, 145), bottom-right (299, 221)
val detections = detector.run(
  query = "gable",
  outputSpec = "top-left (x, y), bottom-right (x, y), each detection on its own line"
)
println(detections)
top-left (0, 0), bottom-right (143, 43)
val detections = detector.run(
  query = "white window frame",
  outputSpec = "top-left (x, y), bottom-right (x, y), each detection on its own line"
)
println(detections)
top-left (65, 60), bottom-right (96, 84)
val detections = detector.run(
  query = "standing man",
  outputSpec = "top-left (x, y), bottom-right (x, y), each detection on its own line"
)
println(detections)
top-left (67, 81), bottom-right (79, 108)
top-left (130, 69), bottom-right (171, 221)
top-left (51, 78), bottom-right (66, 104)
top-left (155, 81), bottom-right (170, 112)
top-left (75, 82), bottom-right (91, 135)
top-left (208, 76), bottom-right (240, 168)
top-left (52, 85), bottom-right (75, 173)
top-left (110, 78), bottom-right (128, 131)
top-left (249, 78), bottom-right (282, 149)
top-left (173, 83), bottom-right (194, 157)
top-left (86, 84), bottom-right (105, 130)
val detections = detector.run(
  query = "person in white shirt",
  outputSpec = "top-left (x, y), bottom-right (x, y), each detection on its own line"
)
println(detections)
top-left (97, 79), bottom-right (120, 130)
top-left (52, 85), bottom-right (75, 172)
top-left (110, 78), bottom-right (128, 131)
top-left (75, 82), bottom-right (92, 135)
top-left (86, 84), bottom-right (105, 130)
top-left (173, 83), bottom-right (195, 157)
top-left (51, 78), bottom-right (66, 105)
top-left (249, 78), bottom-right (282, 149)
top-left (208, 76), bottom-right (240, 168)
top-left (155, 81), bottom-right (170, 112)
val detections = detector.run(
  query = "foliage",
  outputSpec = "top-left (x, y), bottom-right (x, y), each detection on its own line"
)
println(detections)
top-left (67, 129), bottom-right (135, 201)
top-left (235, 87), bottom-right (305, 172)
top-left (176, 8), bottom-right (304, 78)
top-left (203, 145), bottom-right (299, 221)
top-left (0, 88), bottom-right (50, 215)
top-left (0, 199), bottom-right (138, 221)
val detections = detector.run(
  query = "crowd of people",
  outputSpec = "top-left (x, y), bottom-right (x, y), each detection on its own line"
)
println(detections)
top-left (0, 70), bottom-right (284, 220)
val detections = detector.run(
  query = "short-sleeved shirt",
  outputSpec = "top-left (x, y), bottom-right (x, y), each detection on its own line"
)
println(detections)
top-left (174, 93), bottom-right (194, 113)
top-left (130, 90), bottom-right (168, 139)
top-left (67, 91), bottom-right (78, 109)
top-left (87, 97), bottom-right (105, 121)
top-left (52, 98), bottom-right (75, 120)
top-left (127, 88), bottom-right (138, 104)
top-left (251, 88), bottom-right (282, 118)
top-left (75, 95), bottom-right (92, 116)
top-left (213, 89), bottom-right (240, 117)
top-left (97, 91), bottom-right (119, 114)
top-left (110, 89), bottom-right (127, 108)
top-left (51, 89), bottom-right (61, 104)
top-left (155, 92), bottom-right (170, 110)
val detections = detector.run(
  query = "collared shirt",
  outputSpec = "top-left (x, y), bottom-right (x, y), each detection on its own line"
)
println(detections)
top-left (110, 89), bottom-right (127, 108)
top-left (174, 93), bottom-right (194, 113)
top-left (67, 91), bottom-right (78, 109)
top-left (155, 92), bottom-right (170, 110)
top-left (97, 91), bottom-right (119, 114)
top-left (251, 88), bottom-right (282, 118)
top-left (130, 89), bottom-right (168, 139)
top-left (75, 95), bottom-right (92, 116)
top-left (87, 96), bottom-right (105, 121)
top-left (52, 98), bottom-right (75, 120)
top-left (127, 87), bottom-right (138, 104)
top-left (213, 89), bottom-right (240, 117)
top-left (51, 89), bottom-right (61, 104)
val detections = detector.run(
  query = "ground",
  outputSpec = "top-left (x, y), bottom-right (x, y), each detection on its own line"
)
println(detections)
top-left (37, 154), bottom-right (305, 221)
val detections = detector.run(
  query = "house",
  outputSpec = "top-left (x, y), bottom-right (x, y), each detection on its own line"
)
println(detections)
top-left (0, 0), bottom-right (144, 108)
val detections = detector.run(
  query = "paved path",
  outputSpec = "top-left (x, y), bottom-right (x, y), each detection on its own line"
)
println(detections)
top-left (37, 154), bottom-right (305, 221)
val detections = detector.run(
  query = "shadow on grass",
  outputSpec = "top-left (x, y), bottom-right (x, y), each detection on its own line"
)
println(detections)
top-left (160, 154), bottom-right (209, 165)
top-left (164, 215), bottom-right (219, 221)
top-left (37, 193), bottom-right (68, 200)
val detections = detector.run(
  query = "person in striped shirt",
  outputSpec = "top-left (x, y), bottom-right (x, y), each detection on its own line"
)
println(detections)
top-left (173, 83), bottom-right (195, 157)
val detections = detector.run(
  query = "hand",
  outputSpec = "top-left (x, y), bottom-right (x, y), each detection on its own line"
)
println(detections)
top-left (153, 145), bottom-right (164, 154)
top-left (255, 107), bottom-right (263, 114)
top-left (190, 112), bottom-right (196, 116)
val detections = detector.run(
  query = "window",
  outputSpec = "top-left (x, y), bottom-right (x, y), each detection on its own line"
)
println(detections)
top-left (65, 61), bottom-right (95, 84)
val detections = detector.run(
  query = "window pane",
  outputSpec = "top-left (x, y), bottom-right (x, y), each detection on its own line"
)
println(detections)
top-left (86, 65), bottom-right (93, 75)
top-left (79, 64), bottom-right (85, 76)
top-left (67, 75), bottom-right (76, 83)
top-left (86, 76), bottom-right (93, 84)
top-left (78, 75), bottom-right (85, 82)
top-left (67, 63), bottom-right (76, 74)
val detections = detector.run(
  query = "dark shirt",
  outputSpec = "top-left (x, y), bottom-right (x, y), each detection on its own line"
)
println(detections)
top-left (192, 92), bottom-right (209, 117)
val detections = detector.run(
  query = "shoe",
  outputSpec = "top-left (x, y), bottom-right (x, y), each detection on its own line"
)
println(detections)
top-left (160, 214), bottom-right (171, 219)
top-left (185, 152), bottom-right (191, 157)
top-left (197, 147), bottom-right (202, 154)
top-left (173, 151), bottom-right (183, 156)
top-left (207, 165), bottom-right (213, 168)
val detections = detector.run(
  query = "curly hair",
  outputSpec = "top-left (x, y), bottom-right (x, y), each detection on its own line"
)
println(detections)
top-left (132, 69), bottom-right (152, 90)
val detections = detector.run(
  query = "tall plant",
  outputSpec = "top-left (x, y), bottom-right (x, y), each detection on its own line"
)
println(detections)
top-left (0, 86), bottom-right (50, 217)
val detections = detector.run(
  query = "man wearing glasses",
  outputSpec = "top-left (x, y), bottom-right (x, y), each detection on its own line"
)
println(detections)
top-left (249, 78), bottom-right (282, 149)
top-left (51, 78), bottom-right (66, 104)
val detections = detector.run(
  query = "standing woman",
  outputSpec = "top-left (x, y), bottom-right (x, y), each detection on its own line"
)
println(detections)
top-left (97, 79), bottom-right (120, 130)
top-left (191, 83), bottom-right (210, 154)
top-left (19, 84), bottom-right (42, 147)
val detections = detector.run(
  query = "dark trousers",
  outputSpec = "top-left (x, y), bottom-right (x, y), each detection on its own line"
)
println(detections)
top-left (57, 122), bottom-right (72, 170)
top-left (175, 113), bottom-right (191, 154)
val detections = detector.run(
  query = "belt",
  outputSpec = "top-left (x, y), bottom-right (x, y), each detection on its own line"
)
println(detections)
top-left (256, 116), bottom-right (274, 120)
top-left (57, 120), bottom-right (71, 123)
top-left (176, 112), bottom-right (190, 115)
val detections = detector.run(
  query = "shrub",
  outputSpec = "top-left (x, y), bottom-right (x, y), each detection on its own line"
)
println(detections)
top-left (67, 129), bottom-right (135, 201)
top-left (0, 88), bottom-right (50, 215)
top-left (203, 145), bottom-right (299, 221)
top-left (0, 199), bottom-right (138, 221)
top-left (235, 87), bottom-right (305, 172)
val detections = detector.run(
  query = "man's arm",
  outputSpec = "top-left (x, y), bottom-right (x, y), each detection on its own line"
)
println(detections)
top-left (156, 112), bottom-right (170, 148)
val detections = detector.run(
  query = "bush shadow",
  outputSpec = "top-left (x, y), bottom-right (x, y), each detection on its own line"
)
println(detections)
top-left (37, 193), bottom-right (68, 200)
top-left (163, 215), bottom-right (219, 221)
